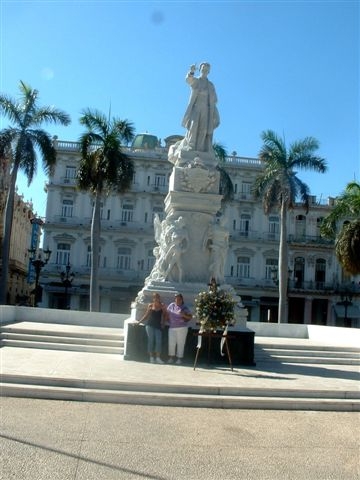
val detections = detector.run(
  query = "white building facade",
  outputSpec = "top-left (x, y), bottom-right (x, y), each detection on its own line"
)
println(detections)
top-left (41, 136), bottom-right (360, 327)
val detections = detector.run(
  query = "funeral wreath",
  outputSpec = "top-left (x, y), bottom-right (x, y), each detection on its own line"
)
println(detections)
top-left (194, 278), bottom-right (237, 332)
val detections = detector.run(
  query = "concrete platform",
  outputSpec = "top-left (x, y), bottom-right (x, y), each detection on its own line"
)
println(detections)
top-left (1, 330), bottom-right (359, 410)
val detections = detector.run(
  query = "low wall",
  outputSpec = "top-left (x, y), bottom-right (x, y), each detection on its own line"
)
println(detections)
top-left (1, 306), bottom-right (359, 348)
top-left (0, 306), bottom-right (129, 328)
top-left (249, 322), bottom-right (360, 347)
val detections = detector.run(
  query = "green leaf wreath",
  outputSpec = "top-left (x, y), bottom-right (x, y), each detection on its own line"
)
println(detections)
top-left (194, 279), bottom-right (237, 332)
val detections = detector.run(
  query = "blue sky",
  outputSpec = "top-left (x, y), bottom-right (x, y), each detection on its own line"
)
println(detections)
top-left (1, 0), bottom-right (359, 218)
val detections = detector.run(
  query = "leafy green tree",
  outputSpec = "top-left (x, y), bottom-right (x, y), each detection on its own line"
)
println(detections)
top-left (0, 81), bottom-right (70, 304)
top-left (78, 108), bottom-right (135, 311)
top-left (321, 181), bottom-right (360, 274)
top-left (253, 130), bottom-right (327, 323)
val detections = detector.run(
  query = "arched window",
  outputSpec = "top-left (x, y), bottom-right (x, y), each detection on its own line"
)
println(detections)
top-left (121, 204), bottom-right (133, 222)
top-left (117, 247), bottom-right (131, 270)
top-left (147, 249), bottom-right (156, 271)
top-left (268, 216), bottom-right (279, 240)
top-left (65, 166), bottom-right (76, 180)
top-left (315, 258), bottom-right (326, 289)
top-left (295, 214), bottom-right (306, 239)
top-left (61, 199), bottom-right (73, 217)
top-left (152, 206), bottom-right (165, 222)
top-left (236, 256), bottom-right (250, 278)
top-left (56, 243), bottom-right (70, 265)
top-left (240, 214), bottom-right (251, 237)
top-left (86, 245), bottom-right (101, 267)
top-left (265, 258), bottom-right (278, 280)
top-left (154, 173), bottom-right (166, 188)
top-left (241, 181), bottom-right (252, 198)
top-left (316, 217), bottom-right (324, 237)
top-left (294, 257), bottom-right (305, 288)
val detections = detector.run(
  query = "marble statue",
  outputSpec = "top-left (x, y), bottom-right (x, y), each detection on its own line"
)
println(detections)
top-left (168, 62), bottom-right (220, 168)
top-left (181, 63), bottom-right (220, 152)
top-left (131, 61), bottom-right (249, 331)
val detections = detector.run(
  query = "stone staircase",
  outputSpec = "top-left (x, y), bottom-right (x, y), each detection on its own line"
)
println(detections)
top-left (1, 373), bottom-right (359, 411)
top-left (0, 322), bottom-right (124, 355)
top-left (1, 322), bottom-right (359, 411)
top-left (254, 339), bottom-right (360, 366)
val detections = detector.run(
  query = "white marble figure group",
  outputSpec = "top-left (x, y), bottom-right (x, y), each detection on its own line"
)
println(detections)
top-left (146, 216), bottom-right (189, 284)
top-left (146, 213), bottom-right (229, 285)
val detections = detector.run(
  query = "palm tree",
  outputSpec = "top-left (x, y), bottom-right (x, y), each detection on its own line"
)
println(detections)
top-left (253, 130), bottom-right (327, 323)
top-left (78, 108), bottom-right (135, 312)
top-left (320, 181), bottom-right (360, 274)
top-left (0, 81), bottom-right (71, 304)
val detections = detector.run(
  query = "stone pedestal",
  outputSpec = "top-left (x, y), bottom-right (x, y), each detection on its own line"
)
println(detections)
top-left (129, 141), bottom-right (251, 358)
top-left (124, 320), bottom-right (256, 366)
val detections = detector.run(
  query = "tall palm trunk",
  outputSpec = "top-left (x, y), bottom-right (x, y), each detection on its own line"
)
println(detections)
top-left (278, 198), bottom-right (288, 323)
top-left (90, 193), bottom-right (101, 311)
top-left (0, 162), bottom-right (19, 304)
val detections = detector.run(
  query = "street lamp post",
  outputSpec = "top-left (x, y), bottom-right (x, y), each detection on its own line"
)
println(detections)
top-left (60, 260), bottom-right (75, 309)
top-left (339, 291), bottom-right (353, 328)
top-left (28, 247), bottom-right (52, 307)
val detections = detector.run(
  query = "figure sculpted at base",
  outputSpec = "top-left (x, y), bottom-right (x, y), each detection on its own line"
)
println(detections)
top-left (181, 63), bottom-right (220, 153)
top-left (204, 216), bottom-right (229, 284)
top-left (146, 215), bottom-right (188, 284)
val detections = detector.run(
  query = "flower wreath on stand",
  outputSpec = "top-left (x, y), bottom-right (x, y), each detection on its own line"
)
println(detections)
top-left (194, 278), bottom-right (237, 334)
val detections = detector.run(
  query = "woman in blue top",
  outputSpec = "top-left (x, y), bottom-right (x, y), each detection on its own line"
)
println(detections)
top-left (167, 293), bottom-right (193, 365)
top-left (138, 293), bottom-right (167, 364)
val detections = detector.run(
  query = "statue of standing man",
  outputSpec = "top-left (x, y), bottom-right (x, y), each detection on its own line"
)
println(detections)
top-left (181, 63), bottom-right (220, 153)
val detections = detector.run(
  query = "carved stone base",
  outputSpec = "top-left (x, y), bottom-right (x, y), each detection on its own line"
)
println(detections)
top-left (124, 322), bottom-right (256, 366)
top-left (168, 145), bottom-right (218, 169)
top-left (132, 281), bottom-right (248, 329)
top-left (169, 165), bottom-right (220, 194)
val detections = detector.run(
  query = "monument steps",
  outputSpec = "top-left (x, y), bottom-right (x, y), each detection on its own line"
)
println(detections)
top-left (1, 374), bottom-right (359, 411)
top-left (0, 322), bottom-right (124, 355)
top-left (254, 343), bottom-right (360, 366)
top-left (0, 340), bottom-right (123, 355)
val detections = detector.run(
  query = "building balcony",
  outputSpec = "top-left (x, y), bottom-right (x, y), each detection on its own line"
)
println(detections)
top-left (230, 231), bottom-right (280, 243)
top-left (151, 184), bottom-right (168, 194)
top-left (225, 276), bottom-right (278, 290)
top-left (230, 232), bottom-right (334, 246)
top-left (235, 193), bottom-right (255, 201)
top-left (288, 235), bottom-right (334, 247)
top-left (46, 216), bottom-right (91, 227)
top-left (45, 264), bottom-right (150, 282)
top-left (45, 217), bottom-right (155, 234)
top-left (61, 177), bottom-right (77, 185)
top-left (288, 280), bottom-right (336, 293)
top-left (226, 276), bottom-right (339, 296)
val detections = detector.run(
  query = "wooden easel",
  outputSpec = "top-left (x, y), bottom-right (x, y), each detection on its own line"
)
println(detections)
top-left (193, 331), bottom-right (233, 371)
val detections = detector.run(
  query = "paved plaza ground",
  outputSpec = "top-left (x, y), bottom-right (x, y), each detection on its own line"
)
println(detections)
top-left (1, 325), bottom-right (359, 479)
top-left (1, 397), bottom-right (359, 480)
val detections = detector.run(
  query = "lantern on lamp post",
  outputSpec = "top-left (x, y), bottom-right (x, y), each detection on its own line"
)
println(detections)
top-left (28, 247), bottom-right (52, 307)
top-left (60, 260), bottom-right (75, 309)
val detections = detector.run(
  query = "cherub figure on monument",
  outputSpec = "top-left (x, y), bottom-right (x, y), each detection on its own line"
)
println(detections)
top-left (163, 216), bottom-right (188, 282)
top-left (204, 215), bottom-right (229, 284)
